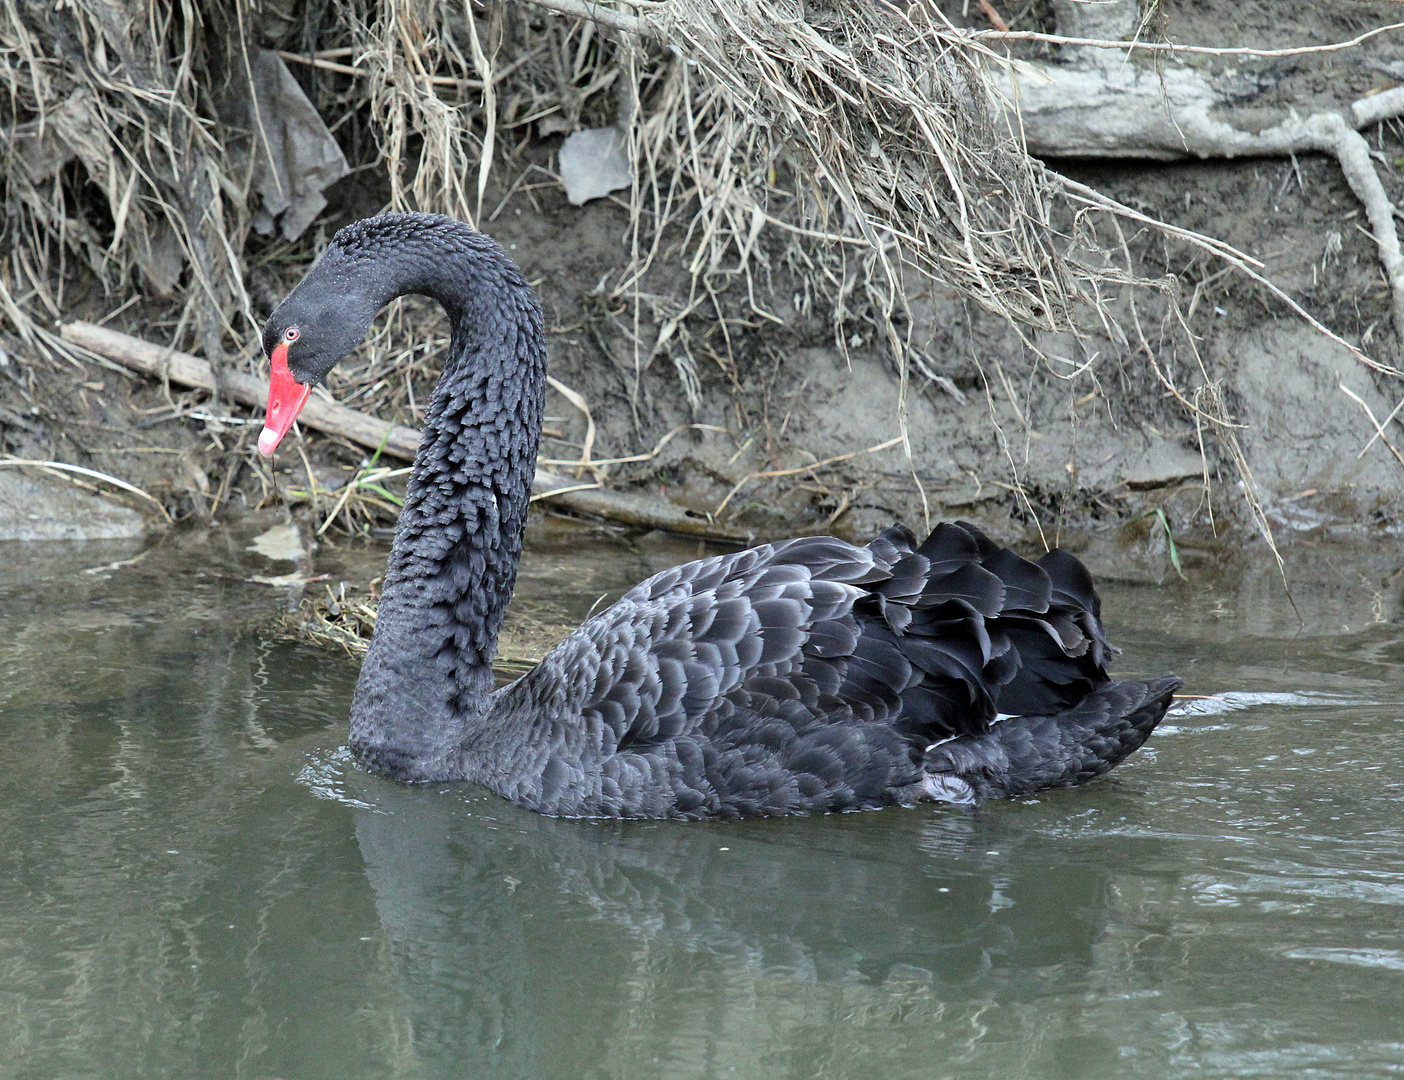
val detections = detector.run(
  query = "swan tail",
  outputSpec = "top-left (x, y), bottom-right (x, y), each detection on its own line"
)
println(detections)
top-left (918, 675), bottom-right (1181, 804)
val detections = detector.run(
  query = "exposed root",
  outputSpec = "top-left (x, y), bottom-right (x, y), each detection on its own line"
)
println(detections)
top-left (1001, 49), bottom-right (1404, 361)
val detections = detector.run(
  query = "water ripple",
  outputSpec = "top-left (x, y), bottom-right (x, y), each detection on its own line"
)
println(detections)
top-left (1165, 690), bottom-right (1384, 721)
top-left (295, 746), bottom-right (383, 811)
top-left (1285, 947), bottom-right (1404, 972)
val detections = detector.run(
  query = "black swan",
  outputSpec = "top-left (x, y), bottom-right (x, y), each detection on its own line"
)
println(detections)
top-left (257, 212), bottom-right (1180, 819)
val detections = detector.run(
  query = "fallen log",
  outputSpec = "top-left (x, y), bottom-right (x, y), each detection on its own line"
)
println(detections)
top-left (59, 321), bottom-right (752, 542)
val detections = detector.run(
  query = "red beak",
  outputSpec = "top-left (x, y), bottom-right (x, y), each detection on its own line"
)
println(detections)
top-left (258, 343), bottom-right (311, 456)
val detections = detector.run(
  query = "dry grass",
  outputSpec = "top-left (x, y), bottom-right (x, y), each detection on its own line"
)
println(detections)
top-left (328, 0), bottom-right (1203, 476)
top-left (1, 0), bottom-right (1144, 372)
top-left (0, 0), bottom-right (1339, 561)
top-left (0, 0), bottom-right (255, 368)
top-left (636, 0), bottom-right (1082, 328)
top-left (285, 578), bottom-right (573, 678)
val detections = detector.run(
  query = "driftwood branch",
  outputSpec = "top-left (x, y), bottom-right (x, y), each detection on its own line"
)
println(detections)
top-left (1000, 23), bottom-right (1404, 354)
top-left (59, 321), bottom-right (751, 542)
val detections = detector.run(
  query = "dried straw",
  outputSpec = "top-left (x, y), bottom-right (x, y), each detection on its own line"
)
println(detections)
top-left (0, 0), bottom-right (254, 366)
top-left (0, 0), bottom-right (1344, 554)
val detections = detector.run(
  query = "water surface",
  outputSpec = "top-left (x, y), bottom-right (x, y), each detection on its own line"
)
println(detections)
top-left (2, 524), bottom-right (1402, 1079)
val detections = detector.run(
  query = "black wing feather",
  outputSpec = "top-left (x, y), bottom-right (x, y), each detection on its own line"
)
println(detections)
top-left (491, 521), bottom-right (1150, 818)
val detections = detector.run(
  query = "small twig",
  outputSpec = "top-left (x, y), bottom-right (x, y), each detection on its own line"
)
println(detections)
top-left (317, 428), bottom-right (396, 535)
top-left (463, 7), bottom-right (496, 224)
top-left (545, 375), bottom-right (597, 477)
top-left (0, 458), bottom-right (172, 523)
top-left (515, 0), bottom-right (651, 37)
top-left (88, 447), bottom-right (183, 454)
top-left (1056, 173), bottom-right (1401, 378)
top-left (529, 480), bottom-right (603, 502)
top-left (820, 489), bottom-right (851, 529)
top-left (1340, 383), bottom-right (1404, 470)
top-left (1357, 395), bottom-right (1404, 460)
top-left (537, 423), bottom-right (726, 469)
top-left (714, 435), bottom-right (904, 518)
top-left (275, 46), bottom-right (535, 90)
top-left (82, 549), bottom-right (153, 576)
top-left (1053, 173), bottom-right (1263, 269)
top-left (976, 1), bottom-right (1008, 33)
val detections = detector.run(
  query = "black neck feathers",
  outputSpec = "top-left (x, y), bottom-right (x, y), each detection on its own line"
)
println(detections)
top-left (337, 215), bottom-right (546, 779)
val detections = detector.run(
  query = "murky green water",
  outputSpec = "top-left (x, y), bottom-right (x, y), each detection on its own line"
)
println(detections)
top-left (2, 523), bottom-right (1403, 1080)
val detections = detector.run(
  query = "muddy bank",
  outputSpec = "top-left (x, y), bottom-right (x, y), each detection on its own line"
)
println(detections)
top-left (3, 160), bottom-right (1399, 553)
top-left (2, 1), bottom-right (1402, 553)
top-left (7, 168), bottom-right (1396, 557)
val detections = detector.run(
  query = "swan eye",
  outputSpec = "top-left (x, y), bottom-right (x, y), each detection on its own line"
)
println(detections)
top-left (283, 327), bottom-right (300, 344)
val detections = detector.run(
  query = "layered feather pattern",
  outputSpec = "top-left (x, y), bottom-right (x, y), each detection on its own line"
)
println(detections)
top-left (485, 521), bottom-right (1171, 819)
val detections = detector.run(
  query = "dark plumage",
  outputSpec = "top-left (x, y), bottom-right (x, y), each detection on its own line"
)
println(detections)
top-left (259, 212), bottom-right (1180, 819)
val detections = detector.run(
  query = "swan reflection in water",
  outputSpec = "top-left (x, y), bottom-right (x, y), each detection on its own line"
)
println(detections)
top-left (249, 212), bottom-right (1179, 1075)
top-left (336, 758), bottom-right (1162, 1077)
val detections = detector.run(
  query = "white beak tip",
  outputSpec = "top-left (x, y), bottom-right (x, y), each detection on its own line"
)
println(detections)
top-left (257, 427), bottom-right (281, 457)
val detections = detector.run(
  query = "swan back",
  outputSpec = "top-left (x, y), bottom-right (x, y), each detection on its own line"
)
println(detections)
top-left (477, 522), bottom-right (1118, 818)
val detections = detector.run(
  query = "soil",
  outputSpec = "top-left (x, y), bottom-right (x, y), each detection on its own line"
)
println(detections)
top-left (3, 0), bottom-right (1403, 568)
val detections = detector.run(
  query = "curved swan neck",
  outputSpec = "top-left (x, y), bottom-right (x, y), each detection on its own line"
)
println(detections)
top-left (343, 216), bottom-right (546, 780)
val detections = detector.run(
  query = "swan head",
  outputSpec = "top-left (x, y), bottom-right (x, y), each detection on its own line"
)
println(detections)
top-left (256, 240), bottom-right (385, 456)
top-left (256, 212), bottom-right (527, 456)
